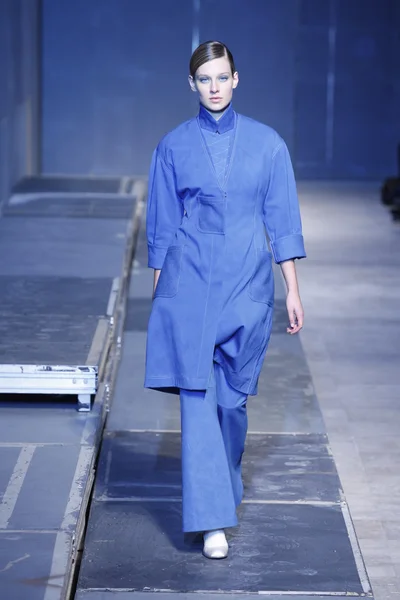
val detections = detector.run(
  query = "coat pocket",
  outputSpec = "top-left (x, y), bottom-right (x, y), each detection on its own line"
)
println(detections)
top-left (154, 245), bottom-right (183, 298)
top-left (248, 249), bottom-right (274, 305)
top-left (197, 196), bottom-right (225, 234)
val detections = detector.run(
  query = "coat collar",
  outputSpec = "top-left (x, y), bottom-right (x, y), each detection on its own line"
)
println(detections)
top-left (198, 102), bottom-right (235, 134)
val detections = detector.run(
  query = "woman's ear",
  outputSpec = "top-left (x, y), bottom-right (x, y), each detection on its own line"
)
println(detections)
top-left (232, 71), bottom-right (239, 89)
top-left (188, 75), bottom-right (197, 92)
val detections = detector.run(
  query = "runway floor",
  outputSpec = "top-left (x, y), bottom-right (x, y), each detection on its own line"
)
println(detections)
top-left (76, 182), bottom-right (400, 599)
top-left (0, 182), bottom-right (399, 599)
top-left (0, 177), bottom-right (141, 600)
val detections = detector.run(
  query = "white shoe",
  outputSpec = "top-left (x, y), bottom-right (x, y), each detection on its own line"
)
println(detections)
top-left (203, 529), bottom-right (228, 559)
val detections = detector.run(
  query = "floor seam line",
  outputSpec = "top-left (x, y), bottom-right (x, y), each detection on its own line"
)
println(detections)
top-left (92, 497), bottom-right (342, 506)
top-left (104, 429), bottom-right (328, 435)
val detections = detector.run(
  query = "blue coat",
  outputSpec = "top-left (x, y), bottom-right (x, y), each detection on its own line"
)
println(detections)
top-left (144, 104), bottom-right (306, 395)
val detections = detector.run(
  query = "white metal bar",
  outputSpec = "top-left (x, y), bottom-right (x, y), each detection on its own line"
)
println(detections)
top-left (0, 364), bottom-right (97, 395)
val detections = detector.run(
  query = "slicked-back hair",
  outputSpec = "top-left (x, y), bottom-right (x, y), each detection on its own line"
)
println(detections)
top-left (189, 41), bottom-right (236, 78)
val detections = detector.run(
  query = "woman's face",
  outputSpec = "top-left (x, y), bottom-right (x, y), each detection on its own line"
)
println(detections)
top-left (189, 55), bottom-right (239, 111)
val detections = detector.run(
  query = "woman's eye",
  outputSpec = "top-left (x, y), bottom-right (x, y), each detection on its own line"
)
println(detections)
top-left (199, 78), bottom-right (209, 84)
top-left (219, 76), bottom-right (228, 82)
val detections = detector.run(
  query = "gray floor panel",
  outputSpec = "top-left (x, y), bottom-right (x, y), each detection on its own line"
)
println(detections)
top-left (0, 404), bottom-right (94, 444)
top-left (0, 342), bottom-right (91, 365)
top-left (124, 298), bottom-right (152, 332)
top-left (0, 276), bottom-right (111, 365)
top-left (8, 444), bottom-right (84, 530)
top-left (94, 432), bottom-right (342, 504)
top-left (12, 175), bottom-right (122, 194)
top-left (4, 196), bottom-right (135, 219)
top-left (0, 531), bottom-right (57, 600)
top-left (248, 391), bottom-right (325, 436)
top-left (107, 330), bottom-right (325, 435)
top-left (243, 434), bottom-right (341, 502)
top-left (0, 217), bottom-right (129, 278)
top-left (0, 325), bottom-right (96, 365)
top-left (94, 431), bottom-right (181, 500)
top-left (106, 332), bottom-right (182, 433)
top-left (0, 447), bottom-right (22, 500)
top-left (0, 216), bottom-right (128, 246)
top-left (0, 276), bottom-right (112, 316)
top-left (0, 314), bottom-right (100, 343)
top-left (251, 337), bottom-right (325, 434)
top-left (0, 243), bottom-right (128, 279)
top-left (77, 501), bottom-right (365, 594)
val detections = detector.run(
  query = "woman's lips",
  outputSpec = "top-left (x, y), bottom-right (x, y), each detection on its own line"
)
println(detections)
top-left (210, 97), bottom-right (222, 102)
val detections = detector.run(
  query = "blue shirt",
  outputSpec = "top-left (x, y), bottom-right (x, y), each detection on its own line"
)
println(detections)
top-left (198, 103), bottom-right (235, 188)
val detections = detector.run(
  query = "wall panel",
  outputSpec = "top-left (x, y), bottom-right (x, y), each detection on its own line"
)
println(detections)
top-left (198, 0), bottom-right (298, 152)
top-left (42, 0), bottom-right (192, 175)
top-left (41, 0), bottom-right (400, 179)
top-left (0, 0), bottom-right (40, 209)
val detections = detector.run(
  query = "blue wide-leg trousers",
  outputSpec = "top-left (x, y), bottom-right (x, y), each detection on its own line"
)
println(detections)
top-left (180, 361), bottom-right (248, 533)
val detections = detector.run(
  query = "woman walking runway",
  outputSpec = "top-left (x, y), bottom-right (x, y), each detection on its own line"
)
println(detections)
top-left (144, 41), bottom-right (306, 559)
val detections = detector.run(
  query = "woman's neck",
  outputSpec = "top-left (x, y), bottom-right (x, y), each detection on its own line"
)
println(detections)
top-left (204, 103), bottom-right (230, 121)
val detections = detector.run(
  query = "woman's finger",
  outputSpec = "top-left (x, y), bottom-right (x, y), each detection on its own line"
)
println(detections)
top-left (296, 310), bottom-right (304, 329)
top-left (287, 308), bottom-right (296, 329)
top-left (286, 308), bottom-right (303, 334)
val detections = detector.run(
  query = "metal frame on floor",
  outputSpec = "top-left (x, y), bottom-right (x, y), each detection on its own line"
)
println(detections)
top-left (0, 177), bottom-right (146, 412)
top-left (0, 278), bottom-right (115, 411)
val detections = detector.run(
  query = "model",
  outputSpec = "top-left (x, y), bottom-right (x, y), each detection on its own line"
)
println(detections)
top-left (144, 40), bottom-right (306, 559)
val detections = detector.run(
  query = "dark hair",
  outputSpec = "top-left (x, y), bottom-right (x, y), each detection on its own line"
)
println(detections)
top-left (189, 41), bottom-right (236, 78)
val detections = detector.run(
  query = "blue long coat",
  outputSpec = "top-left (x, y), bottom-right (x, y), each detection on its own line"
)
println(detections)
top-left (144, 104), bottom-right (306, 395)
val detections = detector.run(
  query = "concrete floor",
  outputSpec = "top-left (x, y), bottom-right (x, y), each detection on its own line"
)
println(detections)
top-left (0, 186), bottom-right (139, 600)
top-left (78, 224), bottom-right (370, 597)
top-left (76, 182), bottom-right (400, 599)
top-left (296, 182), bottom-right (400, 599)
top-left (7, 180), bottom-right (398, 598)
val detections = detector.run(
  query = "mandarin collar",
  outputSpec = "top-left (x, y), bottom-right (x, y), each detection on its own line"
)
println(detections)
top-left (198, 102), bottom-right (235, 133)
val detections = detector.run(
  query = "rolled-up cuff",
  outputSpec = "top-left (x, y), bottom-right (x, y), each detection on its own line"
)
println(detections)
top-left (270, 234), bottom-right (306, 264)
top-left (147, 244), bottom-right (168, 269)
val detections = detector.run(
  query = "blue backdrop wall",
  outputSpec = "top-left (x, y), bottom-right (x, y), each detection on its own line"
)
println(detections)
top-left (0, 0), bottom-right (40, 209)
top-left (42, 0), bottom-right (400, 180)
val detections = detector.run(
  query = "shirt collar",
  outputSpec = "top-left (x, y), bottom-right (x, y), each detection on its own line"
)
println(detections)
top-left (198, 102), bottom-right (235, 133)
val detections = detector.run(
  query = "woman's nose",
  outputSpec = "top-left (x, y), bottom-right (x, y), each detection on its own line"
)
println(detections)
top-left (210, 79), bottom-right (219, 93)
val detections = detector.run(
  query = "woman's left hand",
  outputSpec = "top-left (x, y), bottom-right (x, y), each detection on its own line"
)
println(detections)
top-left (286, 291), bottom-right (304, 334)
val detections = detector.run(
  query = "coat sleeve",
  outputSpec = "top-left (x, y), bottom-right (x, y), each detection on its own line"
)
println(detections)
top-left (263, 140), bottom-right (306, 264)
top-left (146, 147), bottom-right (183, 269)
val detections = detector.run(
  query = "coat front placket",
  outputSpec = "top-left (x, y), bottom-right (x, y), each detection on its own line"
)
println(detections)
top-left (191, 115), bottom-right (240, 384)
